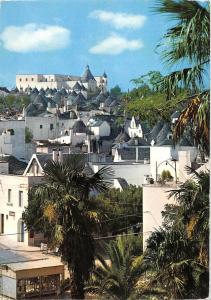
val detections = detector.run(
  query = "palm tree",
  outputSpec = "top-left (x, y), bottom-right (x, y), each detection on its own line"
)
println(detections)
top-left (86, 235), bottom-right (165, 299)
top-left (145, 170), bottom-right (209, 299)
top-left (153, 0), bottom-right (210, 154)
top-left (26, 155), bottom-right (113, 299)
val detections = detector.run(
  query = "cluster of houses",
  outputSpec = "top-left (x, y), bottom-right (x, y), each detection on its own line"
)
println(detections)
top-left (0, 67), bottom-right (209, 299)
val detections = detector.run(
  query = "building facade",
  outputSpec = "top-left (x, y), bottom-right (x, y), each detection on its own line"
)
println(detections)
top-left (16, 66), bottom-right (107, 93)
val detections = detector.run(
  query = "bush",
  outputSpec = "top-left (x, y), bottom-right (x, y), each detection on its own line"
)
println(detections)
top-left (161, 170), bottom-right (173, 182)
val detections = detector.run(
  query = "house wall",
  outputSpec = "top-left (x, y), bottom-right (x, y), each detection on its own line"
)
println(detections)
top-left (0, 131), bottom-right (25, 160)
top-left (0, 175), bottom-right (43, 244)
top-left (92, 162), bottom-right (150, 186)
top-left (150, 145), bottom-right (198, 182)
top-left (0, 120), bottom-right (26, 159)
top-left (25, 115), bottom-right (59, 140)
top-left (142, 184), bottom-right (177, 250)
top-left (1, 275), bottom-right (16, 299)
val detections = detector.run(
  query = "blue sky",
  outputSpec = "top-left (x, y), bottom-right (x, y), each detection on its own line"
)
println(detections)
top-left (0, 0), bottom-right (172, 91)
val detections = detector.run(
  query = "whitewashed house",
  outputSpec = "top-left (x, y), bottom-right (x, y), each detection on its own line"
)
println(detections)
top-left (88, 119), bottom-right (111, 139)
top-left (127, 116), bottom-right (150, 138)
top-left (0, 156), bottom-right (43, 245)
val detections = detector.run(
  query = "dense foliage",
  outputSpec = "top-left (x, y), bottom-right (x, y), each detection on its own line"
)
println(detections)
top-left (93, 186), bottom-right (142, 235)
top-left (153, 0), bottom-right (210, 154)
top-left (145, 170), bottom-right (209, 299)
top-left (0, 94), bottom-right (30, 111)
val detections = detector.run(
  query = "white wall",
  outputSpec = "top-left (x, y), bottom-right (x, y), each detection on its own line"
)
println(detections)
top-left (150, 145), bottom-right (198, 182)
top-left (25, 115), bottom-right (58, 140)
top-left (0, 120), bottom-right (26, 159)
top-left (92, 162), bottom-right (150, 186)
top-left (142, 184), bottom-right (176, 249)
top-left (1, 275), bottom-right (16, 299)
top-left (0, 175), bottom-right (42, 245)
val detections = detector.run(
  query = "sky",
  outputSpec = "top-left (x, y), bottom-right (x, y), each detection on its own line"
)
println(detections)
top-left (0, 0), bottom-right (173, 91)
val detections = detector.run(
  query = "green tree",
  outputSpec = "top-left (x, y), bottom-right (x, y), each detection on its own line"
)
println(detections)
top-left (110, 85), bottom-right (122, 97)
top-left (25, 127), bottom-right (33, 143)
top-left (23, 155), bottom-right (113, 299)
top-left (153, 0), bottom-right (210, 154)
top-left (86, 235), bottom-right (160, 299)
top-left (93, 186), bottom-right (143, 235)
top-left (131, 71), bottom-right (163, 92)
top-left (145, 170), bottom-right (209, 299)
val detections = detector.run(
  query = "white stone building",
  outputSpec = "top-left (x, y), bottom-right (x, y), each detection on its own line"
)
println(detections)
top-left (0, 119), bottom-right (35, 160)
top-left (0, 156), bottom-right (42, 245)
top-left (91, 161), bottom-right (150, 187)
top-left (16, 66), bottom-right (107, 93)
top-left (128, 116), bottom-right (144, 138)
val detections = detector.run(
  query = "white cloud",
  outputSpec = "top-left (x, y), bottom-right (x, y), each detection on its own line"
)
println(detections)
top-left (90, 10), bottom-right (147, 29)
top-left (89, 33), bottom-right (143, 55)
top-left (0, 23), bottom-right (70, 52)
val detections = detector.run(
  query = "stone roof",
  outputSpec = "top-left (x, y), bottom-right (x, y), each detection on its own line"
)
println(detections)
top-left (115, 177), bottom-right (128, 190)
top-left (102, 71), bottom-right (107, 78)
top-left (31, 87), bottom-right (39, 94)
top-left (127, 137), bottom-right (149, 146)
top-left (115, 131), bottom-right (130, 143)
top-left (117, 147), bottom-right (150, 161)
top-left (148, 120), bottom-right (165, 142)
top-left (171, 111), bottom-right (180, 119)
top-left (156, 123), bottom-right (172, 145)
top-left (71, 90), bottom-right (77, 97)
top-left (60, 88), bottom-right (68, 96)
top-left (35, 153), bottom-right (94, 175)
top-left (80, 84), bottom-right (87, 91)
top-left (72, 82), bottom-right (82, 90)
top-left (73, 93), bottom-right (87, 107)
top-left (10, 87), bottom-right (19, 93)
top-left (72, 119), bottom-right (87, 133)
top-left (0, 155), bottom-right (27, 175)
top-left (81, 65), bottom-right (96, 82)
top-left (0, 87), bottom-right (10, 93)
top-left (52, 91), bottom-right (62, 104)
top-left (95, 92), bottom-right (107, 104)
top-left (104, 95), bottom-right (114, 107)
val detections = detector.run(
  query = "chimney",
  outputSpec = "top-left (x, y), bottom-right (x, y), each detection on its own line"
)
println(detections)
top-left (135, 147), bottom-right (139, 162)
top-left (87, 135), bottom-right (91, 153)
top-left (52, 149), bottom-right (59, 162)
top-left (58, 149), bottom-right (63, 163)
top-left (0, 160), bottom-right (9, 174)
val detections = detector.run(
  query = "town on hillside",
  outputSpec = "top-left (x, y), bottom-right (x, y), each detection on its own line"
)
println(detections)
top-left (0, 1), bottom-right (209, 300)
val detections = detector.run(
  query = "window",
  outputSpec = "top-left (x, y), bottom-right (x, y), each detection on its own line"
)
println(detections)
top-left (19, 191), bottom-right (23, 207)
top-left (40, 125), bottom-right (43, 129)
top-left (50, 124), bottom-right (54, 130)
top-left (26, 78), bottom-right (28, 82)
top-left (19, 78), bottom-right (22, 82)
top-left (8, 189), bottom-right (11, 203)
top-left (31, 78), bottom-right (34, 81)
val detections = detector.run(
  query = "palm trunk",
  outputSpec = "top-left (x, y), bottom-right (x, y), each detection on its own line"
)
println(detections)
top-left (70, 270), bottom-right (85, 299)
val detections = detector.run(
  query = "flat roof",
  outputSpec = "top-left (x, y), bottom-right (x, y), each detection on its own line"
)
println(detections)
top-left (0, 246), bottom-right (63, 272)
top-left (7, 257), bottom-right (63, 272)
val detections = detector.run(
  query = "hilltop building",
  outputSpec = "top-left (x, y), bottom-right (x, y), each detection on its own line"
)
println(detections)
top-left (16, 65), bottom-right (107, 93)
